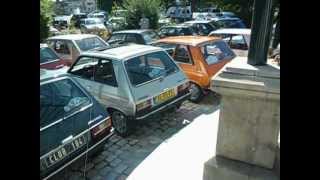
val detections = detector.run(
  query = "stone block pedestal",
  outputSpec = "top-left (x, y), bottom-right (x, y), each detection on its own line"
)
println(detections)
top-left (204, 57), bottom-right (280, 180)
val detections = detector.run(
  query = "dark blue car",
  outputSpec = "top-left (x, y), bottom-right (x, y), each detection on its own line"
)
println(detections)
top-left (40, 69), bottom-right (113, 179)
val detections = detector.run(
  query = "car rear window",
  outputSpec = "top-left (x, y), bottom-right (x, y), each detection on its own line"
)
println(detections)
top-left (200, 41), bottom-right (235, 65)
top-left (124, 51), bottom-right (179, 86)
top-left (75, 37), bottom-right (108, 51)
top-left (40, 47), bottom-right (60, 64)
top-left (40, 78), bottom-right (90, 128)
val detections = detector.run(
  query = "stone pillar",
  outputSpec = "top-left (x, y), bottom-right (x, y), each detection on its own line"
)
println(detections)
top-left (203, 57), bottom-right (280, 180)
top-left (248, 0), bottom-right (274, 65)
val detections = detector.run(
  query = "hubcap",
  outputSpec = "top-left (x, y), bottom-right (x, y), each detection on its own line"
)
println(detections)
top-left (113, 112), bottom-right (127, 134)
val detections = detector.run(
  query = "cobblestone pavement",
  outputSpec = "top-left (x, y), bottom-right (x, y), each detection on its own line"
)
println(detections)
top-left (50, 92), bottom-right (221, 180)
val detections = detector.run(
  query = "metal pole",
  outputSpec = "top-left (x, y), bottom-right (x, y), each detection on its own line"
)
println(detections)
top-left (247, 0), bottom-right (275, 65)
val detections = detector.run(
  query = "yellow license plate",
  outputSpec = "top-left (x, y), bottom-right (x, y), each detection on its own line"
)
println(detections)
top-left (155, 89), bottom-right (176, 104)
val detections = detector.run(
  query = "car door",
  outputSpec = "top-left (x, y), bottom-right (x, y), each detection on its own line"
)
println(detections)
top-left (172, 44), bottom-right (200, 83)
top-left (40, 77), bottom-right (91, 175)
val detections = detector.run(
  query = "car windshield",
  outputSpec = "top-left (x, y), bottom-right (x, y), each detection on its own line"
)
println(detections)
top-left (124, 51), bottom-right (179, 86)
top-left (142, 31), bottom-right (160, 44)
top-left (200, 41), bottom-right (235, 65)
top-left (40, 78), bottom-right (90, 128)
top-left (40, 47), bottom-right (60, 64)
top-left (75, 37), bottom-right (108, 51)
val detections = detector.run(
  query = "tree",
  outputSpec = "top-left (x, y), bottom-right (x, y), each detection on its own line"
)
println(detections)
top-left (97, 0), bottom-right (113, 13)
top-left (123, 0), bottom-right (161, 29)
top-left (40, 0), bottom-right (54, 42)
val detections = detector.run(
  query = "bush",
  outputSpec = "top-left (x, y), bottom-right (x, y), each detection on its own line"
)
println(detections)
top-left (123, 0), bottom-right (161, 29)
top-left (40, 0), bottom-right (54, 42)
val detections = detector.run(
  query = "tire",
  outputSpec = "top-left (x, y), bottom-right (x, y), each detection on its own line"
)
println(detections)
top-left (189, 83), bottom-right (204, 103)
top-left (111, 110), bottom-right (133, 137)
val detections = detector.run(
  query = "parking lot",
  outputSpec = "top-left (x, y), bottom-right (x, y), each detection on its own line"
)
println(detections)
top-left (51, 92), bottom-right (221, 180)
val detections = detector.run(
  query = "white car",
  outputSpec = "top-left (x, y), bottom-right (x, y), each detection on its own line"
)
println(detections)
top-left (209, 28), bottom-right (251, 56)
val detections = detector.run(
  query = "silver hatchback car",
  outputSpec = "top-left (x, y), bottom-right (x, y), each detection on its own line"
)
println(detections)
top-left (67, 44), bottom-right (191, 136)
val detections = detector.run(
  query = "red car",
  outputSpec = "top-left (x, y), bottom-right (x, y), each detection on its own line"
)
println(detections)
top-left (40, 44), bottom-right (67, 70)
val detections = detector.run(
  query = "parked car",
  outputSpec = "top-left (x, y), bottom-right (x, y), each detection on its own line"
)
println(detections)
top-left (182, 20), bottom-right (220, 35)
top-left (211, 17), bottom-right (246, 28)
top-left (158, 24), bottom-right (197, 38)
top-left (67, 44), bottom-right (191, 136)
top-left (80, 18), bottom-right (110, 40)
top-left (40, 44), bottom-right (67, 70)
top-left (166, 6), bottom-right (192, 21)
top-left (155, 36), bottom-right (236, 102)
top-left (46, 34), bottom-right (109, 66)
top-left (71, 13), bottom-right (87, 28)
top-left (209, 28), bottom-right (251, 57)
top-left (220, 11), bottom-right (237, 18)
top-left (53, 15), bottom-right (72, 30)
top-left (107, 29), bottom-right (160, 45)
top-left (88, 11), bottom-right (108, 23)
top-left (105, 17), bottom-right (127, 32)
top-left (40, 70), bottom-right (113, 179)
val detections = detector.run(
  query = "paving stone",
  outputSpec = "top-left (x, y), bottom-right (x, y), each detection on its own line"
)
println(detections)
top-left (148, 136), bottom-right (163, 145)
top-left (108, 144), bottom-right (120, 152)
top-left (95, 161), bottom-right (107, 170)
top-left (120, 144), bottom-right (131, 151)
top-left (99, 166), bottom-right (112, 177)
top-left (109, 135), bottom-right (121, 143)
top-left (114, 149), bottom-right (123, 156)
top-left (92, 154), bottom-right (106, 165)
top-left (90, 175), bottom-right (103, 180)
top-left (86, 169), bottom-right (99, 179)
top-left (116, 139), bottom-right (128, 146)
top-left (67, 172), bottom-right (83, 180)
top-left (104, 172), bottom-right (120, 180)
top-left (114, 164), bottom-right (128, 174)
top-left (123, 166), bottom-right (135, 175)
top-left (137, 139), bottom-right (149, 146)
top-left (80, 162), bottom-right (95, 172)
top-left (117, 174), bottom-right (128, 180)
top-left (110, 158), bottom-right (122, 167)
top-left (105, 154), bottom-right (117, 163)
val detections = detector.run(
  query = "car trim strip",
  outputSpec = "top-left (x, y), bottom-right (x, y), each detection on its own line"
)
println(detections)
top-left (135, 92), bottom-right (191, 120)
top-left (42, 128), bottom-right (114, 180)
top-left (40, 103), bottom-right (93, 132)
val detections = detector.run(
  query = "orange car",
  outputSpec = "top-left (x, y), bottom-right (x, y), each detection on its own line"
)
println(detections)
top-left (155, 36), bottom-right (236, 102)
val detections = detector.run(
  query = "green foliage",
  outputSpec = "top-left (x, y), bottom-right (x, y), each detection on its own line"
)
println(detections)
top-left (40, 0), bottom-right (54, 42)
top-left (98, 0), bottom-right (113, 13)
top-left (122, 0), bottom-right (161, 29)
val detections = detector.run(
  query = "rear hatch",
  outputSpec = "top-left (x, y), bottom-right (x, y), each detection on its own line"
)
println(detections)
top-left (123, 50), bottom-right (189, 116)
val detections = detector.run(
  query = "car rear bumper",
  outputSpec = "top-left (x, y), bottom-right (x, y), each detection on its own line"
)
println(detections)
top-left (135, 92), bottom-right (191, 120)
top-left (42, 128), bottom-right (114, 180)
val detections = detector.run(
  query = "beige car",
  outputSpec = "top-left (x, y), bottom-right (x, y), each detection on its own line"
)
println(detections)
top-left (46, 34), bottom-right (109, 66)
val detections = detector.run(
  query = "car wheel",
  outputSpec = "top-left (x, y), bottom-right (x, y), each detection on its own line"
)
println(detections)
top-left (189, 83), bottom-right (204, 103)
top-left (112, 111), bottom-right (132, 137)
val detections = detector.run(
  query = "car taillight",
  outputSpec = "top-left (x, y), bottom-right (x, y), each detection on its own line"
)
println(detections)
top-left (136, 99), bottom-right (152, 111)
top-left (90, 117), bottom-right (112, 138)
top-left (178, 81), bottom-right (190, 92)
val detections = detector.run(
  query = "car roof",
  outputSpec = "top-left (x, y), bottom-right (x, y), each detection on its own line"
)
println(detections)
top-left (113, 29), bottom-right (154, 34)
top-left (184, 20), bottom-right (211, 24)
top-left (81, 44), bottom-right (164, 60)
top-left (156, 36), bottom-right (222, 46)
top-left (210, 28), bottom-right (251, 35)
top-left (47, 34), bottom-right (99, 41)
top-left (40, 67), bottom-right (69, 82)
top-left (161, 24), bottom-right (191, 28)
top-left (83, 18), bottom-right (101, 21)
top-left (213, 17), bottom-right (241, 21)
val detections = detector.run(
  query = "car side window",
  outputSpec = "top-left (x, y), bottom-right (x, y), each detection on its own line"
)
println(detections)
top-left (174, 45), bottom-right (192, 64)
top-left (69, 56), bottom-right (99, 80)
top-left (229, 35), bottom-right (248, 50)
top-left (94, 59), bottom-right (118, 87)
top-left (53, 40), bottom-right (71, 55)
